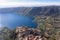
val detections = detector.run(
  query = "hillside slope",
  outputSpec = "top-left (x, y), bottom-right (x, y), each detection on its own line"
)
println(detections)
top-left (0, 6), bottom-right (60, 17)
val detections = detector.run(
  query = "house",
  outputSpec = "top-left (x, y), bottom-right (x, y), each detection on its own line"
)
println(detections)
top-left (16, 26), bottom-right (42, 40)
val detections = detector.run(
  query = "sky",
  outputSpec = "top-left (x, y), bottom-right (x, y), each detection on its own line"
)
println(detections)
top-left (0, 0), bottom-right (60, 8)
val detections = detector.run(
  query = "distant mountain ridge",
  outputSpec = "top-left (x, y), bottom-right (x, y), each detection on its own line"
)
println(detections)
top-left (28, 6), bottom-right (60, 17)
top-left (0, 6), bottom-right (60, 17)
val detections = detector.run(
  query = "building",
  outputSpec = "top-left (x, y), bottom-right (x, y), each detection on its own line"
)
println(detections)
top-left (16, 26), bottom-right (42, 40)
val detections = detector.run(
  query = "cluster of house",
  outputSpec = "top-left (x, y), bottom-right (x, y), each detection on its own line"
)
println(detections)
top-left (16, 26), bottom-right (42, 40)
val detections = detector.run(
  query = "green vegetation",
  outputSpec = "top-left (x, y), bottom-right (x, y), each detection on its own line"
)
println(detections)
top-left (0, 27), bottom-right (11, 40)
top-left (35, 16), bottom-right (60, 40)
top-left (0, 16), bottom-right (60, 40)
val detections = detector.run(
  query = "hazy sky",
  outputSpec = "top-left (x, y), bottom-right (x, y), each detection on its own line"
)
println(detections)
top-left (0, 0), bottom-right (60, 8)
top-left (4, 0), bottom-right (60, 2)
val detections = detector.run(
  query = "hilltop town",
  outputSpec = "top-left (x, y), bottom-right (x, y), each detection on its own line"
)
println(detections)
top-left (0, 26), bottom-right (60, 40)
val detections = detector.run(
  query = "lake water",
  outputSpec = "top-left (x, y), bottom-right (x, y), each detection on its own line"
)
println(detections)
top-left (0, 13), bottom-right (37, 29)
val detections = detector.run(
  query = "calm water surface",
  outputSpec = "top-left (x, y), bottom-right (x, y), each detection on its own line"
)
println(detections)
top-left (0, 13), bottom-right (37, 29)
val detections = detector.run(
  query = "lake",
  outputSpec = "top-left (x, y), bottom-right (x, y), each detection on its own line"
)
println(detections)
top-left (0, 13), bottom-right (37, 29)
